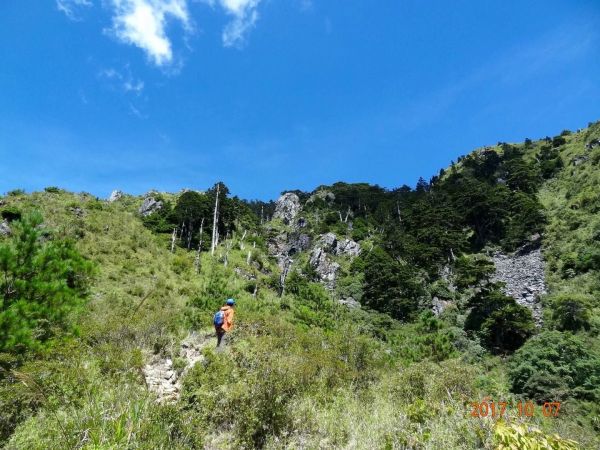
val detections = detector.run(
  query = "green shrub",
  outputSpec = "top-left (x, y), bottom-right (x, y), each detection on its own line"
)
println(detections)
top-left (494, 422), bottom-right (578, 450)
top-left (550, 294), bottom-right (592, 332)
top-left (509, 331), bottom-right (600, 402)
top-left (465, 286), bottom-right (534, 353)
top-left (43, 187), bottom-right (61, 194)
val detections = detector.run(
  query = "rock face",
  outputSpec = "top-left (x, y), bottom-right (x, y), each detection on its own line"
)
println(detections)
top-left (317, 232), bottom-right (361, 257)
top-left (273, 193), bottom-right (301, 225)
top-left (308, 233), bottom-right (361, 290)
top-left (0, 220), bottom-right (11, 236)
top-left (491, 247), bottom-right (546, 323)
top-left (143, 332), bottom-right (210, 403)
top-left (139, 196), bottom-right (163, 217)
top-left (309, 247), bottom-right (340, 289)
top-left (108, 190), bottom-right (123, 202)
top-left (268, 231), bottom-right (311, 268)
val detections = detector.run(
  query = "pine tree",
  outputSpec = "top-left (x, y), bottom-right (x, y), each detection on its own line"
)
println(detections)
top-left (0, 212), bottom-right (94, 353)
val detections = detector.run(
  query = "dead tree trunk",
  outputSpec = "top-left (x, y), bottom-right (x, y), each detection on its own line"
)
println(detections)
top-left (210, 184), bottom-right (220, 256)
top-left (344, 206), bottom-right (351, 223)
top-left (170, 227), bottom-right (177, 253)
top-left (194, 218), bottom-right (204, 274)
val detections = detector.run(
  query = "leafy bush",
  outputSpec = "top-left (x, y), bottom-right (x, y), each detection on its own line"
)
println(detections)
top-left (494, 422), bottom-right (579, 450)
top-left (361, 247), bottom-right (425, 321)
top-left (43, 187), bottom-right (61, 194)
top-left (465, 286), bottom-right (534, 353)
top-left (550, 294), bottom-right (592, 332)
top-left (509, 331), bottom-right (600, 402)
top-left (0, 212), bottom-right (94, 353)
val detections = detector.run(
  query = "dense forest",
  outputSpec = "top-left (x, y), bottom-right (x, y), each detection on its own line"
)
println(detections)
top-left (1, 121), bottom-right (599, 449)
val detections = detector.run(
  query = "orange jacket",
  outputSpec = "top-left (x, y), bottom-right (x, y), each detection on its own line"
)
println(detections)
top-left (220, 305), bottom-right (234, 331)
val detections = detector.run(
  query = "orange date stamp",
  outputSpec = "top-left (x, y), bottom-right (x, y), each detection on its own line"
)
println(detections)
top-left (469, 400), bottom-right (561, 418)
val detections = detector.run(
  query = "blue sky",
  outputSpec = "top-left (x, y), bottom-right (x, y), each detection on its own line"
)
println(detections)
top-left (1, 0), bottom-right (599, 200)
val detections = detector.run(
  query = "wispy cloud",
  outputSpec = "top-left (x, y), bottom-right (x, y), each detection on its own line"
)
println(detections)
top-left (99, 66), bottom-right (145, 94)
top-left (56, 0), bottom-right (93, 21)
top-left (202, 0), bottom-right (262, 47)
top-left (108, 0), bottom-right (192, 66)
top-left (219, 0), bottom-right (261, 47)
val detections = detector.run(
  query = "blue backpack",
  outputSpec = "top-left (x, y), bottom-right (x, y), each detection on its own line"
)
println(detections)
top-left (213, 310), bottom-right (225, 327)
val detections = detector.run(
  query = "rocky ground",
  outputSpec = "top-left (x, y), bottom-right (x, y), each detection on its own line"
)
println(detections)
top-left (143, 331), bottom-right (214, 403)
top-left (491, 247), bottom-right (546, 323)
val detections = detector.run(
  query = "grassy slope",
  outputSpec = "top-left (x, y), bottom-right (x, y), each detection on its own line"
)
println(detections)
top-left (3, 123), bottom-right (600, 449)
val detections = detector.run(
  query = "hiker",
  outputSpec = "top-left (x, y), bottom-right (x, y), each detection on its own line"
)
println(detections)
top-left (214, 298), bottom-right (235, 347)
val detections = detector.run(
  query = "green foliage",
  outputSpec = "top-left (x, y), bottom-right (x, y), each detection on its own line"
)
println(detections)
top-left (0, 212), bottom-right (94, 354)
top-left (182, 319), bottom-right (385, 448)
top-left (465, 286), bottom-right (535, 353)
top-left (43, 187), bottom-right (61, 194)
top-left (550, 294), bottom-right (592, 332)
top-left (494, 422), bottom-right (579, 450)
top-left (453, 254), bottom-right (495, 289)
top-left (509, 331), bottom-right (600, 402)
top-left (361, 247), bottom-right (426, 321)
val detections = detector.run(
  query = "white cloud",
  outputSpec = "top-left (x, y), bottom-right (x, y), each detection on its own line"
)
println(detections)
top-left (109, 0), bottom-right (191, 66)
top-left (99, 66), bottom-right (145, 94)
top-left (56, 0), bottom-right (93, 21)
top-left (215, 0), bottom-right (262, 47)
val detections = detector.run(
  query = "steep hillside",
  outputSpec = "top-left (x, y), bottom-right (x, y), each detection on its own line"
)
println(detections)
top-left (1, 122), bottom-right (599, 449)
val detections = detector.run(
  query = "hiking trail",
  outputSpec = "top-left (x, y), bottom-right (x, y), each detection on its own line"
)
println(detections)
top-left (142, 330), bottom-right (213, 403)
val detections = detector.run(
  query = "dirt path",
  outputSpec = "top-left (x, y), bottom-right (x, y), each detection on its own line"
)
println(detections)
top-left (142, 330), bottom-right (214, 403)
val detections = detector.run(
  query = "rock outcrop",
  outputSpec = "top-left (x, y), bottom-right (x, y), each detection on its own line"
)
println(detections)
top-left (273, 193), bottom-right (301, 225)
top-left (143, 332), bottom-right (211, 403)
top-left (308, 233), bottom-right (361, 290)
top-left (585, 138), bottom-right (600, 150)
top-left (306, 190), bottom-right (335, 204)
top-left (339, 297), bottom-right (361, 308)
top-left (491, 246), bottom-right (546, 323)
top-left (309, 247), bottom-right (340, 289)
top-left (139, 196), bottom-right (163, 217)
top-left (317, 232), bottom-right (361, 257)
top-left (0, 220), bottom-right (11, 236)
top-left (108, 190), bottom-right (123, 202)
top-left (268, 231), bottom-right (311, 268)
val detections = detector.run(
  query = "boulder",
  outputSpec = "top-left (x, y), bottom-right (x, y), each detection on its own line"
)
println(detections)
top-left (571, 155), bottom-right (589, 166)
top-left (108, 190), bottom-right (124, 202)
top-left (339, 297), bottom-right (361, 308)
top-left (139, 196), bottom-right (163, 217)
top-left (69, 206), bottom-right (84, 217)
top-left (585, 138), bottom-right (600, 150)
top-left (273, 193), bottom-right (301, 225)
top-left (0, 220), bottom-right (11, 236)
top-left (432, 296), bottom-right (452, 316)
